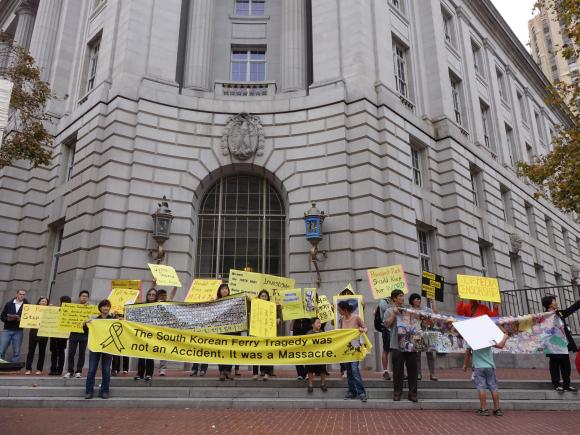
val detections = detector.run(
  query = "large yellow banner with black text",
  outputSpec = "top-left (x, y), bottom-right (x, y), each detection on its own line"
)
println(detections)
top-left (88, 319), bottom-right (372, 365)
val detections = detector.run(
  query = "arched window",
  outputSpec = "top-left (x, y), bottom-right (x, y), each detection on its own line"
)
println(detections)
top-left (196, 175), bottom-right (285, 278)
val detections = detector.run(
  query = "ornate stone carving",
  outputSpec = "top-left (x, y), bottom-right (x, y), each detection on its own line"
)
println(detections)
top-left (221, 113), bottom-right (264, 161)
top-left (509, 233), bottom-right (523, 254)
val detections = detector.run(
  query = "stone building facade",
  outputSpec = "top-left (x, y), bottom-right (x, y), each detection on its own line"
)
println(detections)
top-left (0, 0), bottom-right (579, 331)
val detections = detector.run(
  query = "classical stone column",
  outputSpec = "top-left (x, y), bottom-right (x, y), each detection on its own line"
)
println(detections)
top-left (184, 0), bottom-right (215, 90)
top-left (280, 0), bottom-right (306, 92)
top-left (29, 0), bottom-right (63, 81)
top-left (13, 1), bottom-right (37, 50)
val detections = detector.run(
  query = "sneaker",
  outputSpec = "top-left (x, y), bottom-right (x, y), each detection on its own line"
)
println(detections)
top-left (344, 393), bottom-right (355, 400)
top-left (122, 371), bottom-right (129, 374)
top-left (321, 384), bottom-right (328, 392)
top-left (296, 376), bottom-right (304, 381)
top-left (235, 369), bottom-right (241, 376)
top-left (84, 393), bottom-right (93, 399)
top-left (63, 372), bottom-right (72, 378)
top-left (382, 371), bottom-right (391, 380)
top-left (263, 374), bottom-right (269, 381)
top-left (111, 371), bottom-right (118, 377)
top-left (555, 386), bottom-right (565, 392)
top-left (35, 371), bottom-right (41, 375)
top-left (199, 370), bottom-right (206, 377)
top-left (75, 372), bottom-right (82, 379)
top-left (476, 409), bottom-right (490, 416)
top-left (145, 375), bottom-right (152, 382)
top-left (430, 375), bottom-right (439, 381)
top-left (493, 409), bottom-right (503, 416)
top-left (134, 375), bottom-right (143, 380)
top-left (565, 386), bottom-right (578, 393)
top-left (341, 372), bottom-right (347, 379)
top-left (25, 370), bottom-right (31, 375)
top-left (99, 392), bottom-right (109, 399)
top-left (159, 369), bottom-right (166, 377)
top-left (307, 385), bottom-right (314, 393)
top-left (360, 394), bottom-right (368, 403)
top-left (417, 374), bottom-right (422, 381)
top-left (190, 371), bottom-right (198, 377)
top-left (252, 374), bottom-right (259, 380)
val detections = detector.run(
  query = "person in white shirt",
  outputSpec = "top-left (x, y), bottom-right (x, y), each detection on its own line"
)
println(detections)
top-left (0, 289), bottom-right (29, 362)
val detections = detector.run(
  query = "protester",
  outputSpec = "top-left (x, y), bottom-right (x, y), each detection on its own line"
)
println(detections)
top-left (190, 362), bottom-right (208, 377)
top-left (0, 288), bottom-right (29, 363)
top-left (156, 287), bottom-right (177, 377)
top-left (25, 296), bottom-right (49, 375)
top-left (84, 299), bottom-right (115, 399)
top-left (337, 299), bottom-right (368, 402)
top-left (290, 317), bottom-right (311, 380)
top-left (49, 296), bottom-right (71, 376)
top-left (216, 283), bottom-right (236, 381)
top-left (541, 295), bottom-right (579, 392)
top-left (408, 293), bottom-right (438, 381)
top-left (463, 330), bottom-right (509, 416)
top-left (134, 288), bottom-right (157, 381)
top-left (64, 290), bottom-right (90, 378)
top-left (338, 286), bottom-right (356, 378)
top-left (112, 355), bottom-right (129, 376)
top-left (385, 289), bottom-right (418, 402)
top-left (456, 299), bottom-right (499, 317)
top-left (252, 290), bottom-right (280, 381)
top-left (377, 296), bottom-right (392, 380)
top-left (306, 317), bottom-right (328, 393)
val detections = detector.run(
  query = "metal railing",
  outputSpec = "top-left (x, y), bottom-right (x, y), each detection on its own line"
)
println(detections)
top-left (215, 81), bottom-right (276, 97)
top-left (500, 285), bottom-right (580, 335)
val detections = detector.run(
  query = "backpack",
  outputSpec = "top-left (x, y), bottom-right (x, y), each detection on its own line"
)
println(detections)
top-left (374, 305), bottom-right (387, 333)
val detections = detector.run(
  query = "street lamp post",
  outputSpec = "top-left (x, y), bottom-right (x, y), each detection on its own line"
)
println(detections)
top-left (304, 202), bottom-right (326, 287)
top-left (150, 196), bottom-right (173, 263)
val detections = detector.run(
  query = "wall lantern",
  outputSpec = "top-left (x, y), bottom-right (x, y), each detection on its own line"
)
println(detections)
top-left (150, 196), bottom-right (173, 262)
top-left (304, 202), bottom-right (327, 286)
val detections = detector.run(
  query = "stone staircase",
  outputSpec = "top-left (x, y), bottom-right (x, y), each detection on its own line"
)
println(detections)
top-left (1, 376), bottom-right (579, 410)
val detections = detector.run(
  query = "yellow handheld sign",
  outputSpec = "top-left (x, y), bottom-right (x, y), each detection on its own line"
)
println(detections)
top-left (457, 275), bottom-right (501, 303)
top-left (184, 279), bottom-right (222, 303)
top-left (148, 264), bottom-right (182, 287)
top-left (367, 265), bottom-right (409, 299)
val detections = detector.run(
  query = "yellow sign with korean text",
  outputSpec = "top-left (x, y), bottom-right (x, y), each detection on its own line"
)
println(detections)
top-left (457, 275), bottom-right (501, 303)
top-left (316, 295), bottom-right (335, 324)
top-left (20, 304), bottom-right (48, 329)
top-left (37, 306), bottom-right (70, 338)
top-left (148, 264), bottom-right (182, 287)
top-left (111, 280), bottom-right (141, 290)
top-left (184, 279), bottom-right (222, 303)
top-left (367, 265), bottom-right (409, 299)
top-left (108, 288), bottom-right (140, 315)
top-left (88, 319), bottom-right (372, 365)
top-left (249, 298), bottom-right (277, 338)
top-left (280, 289), bottom-right (305, 321)
top-left (57, 303), bottom-right (100, 333)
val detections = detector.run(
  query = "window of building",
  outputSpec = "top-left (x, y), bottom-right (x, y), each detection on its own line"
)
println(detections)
top-left (410, 146), bottom-right (423, 187)
top-left (562, 227), bottom-right (571, 256)
top-left (195, 175), bottom-right (285, 278)
top-left (545, 216), bottom-right (555, 248)
top-left (480, 100), bottom-right (492, 148)
top-left (500, 185), bottom-right (514, 225)
top-left (441, 6), bottom-right (456, 47)
top-left (525, 143), bottom-right (534, 164)
top-left (505, 124), bottom-right (517, 167)
top-left (524, 202), bottom-right (537, 239)
top-left (231, 49), bottom-right (266, 82)
top-left (393, 40), bottom-right (410, 99)
top-left (417, 229), bottom-right (432, 272)
top-left (86, 34), bottom-right (101, 93)
top-left (47, 222), bottom-right (64, 299)
top-left (534, 110), bottom-right (547, 143)
top-left (471, 39), bottom-right (485, 78)
top-left (496, 67), bottom-right (508, 103)
top-left (479, 245), bottom-right (489, 276)
top-left (469, 165), bottom-right (483, 207)
top-left (517, 91), bottom-right (529, 125)
top-left (535, 264), bottom-right (546, 287)
top-left (390, 0), bottom-right (405, 14)
top-left (554, 272), bottom-right (564, 287)
top-left (235, 0), bottom-right (265, 16)
top-left (62, 139), bottom-right (76, 182)
top-left (450, 73), bottom-right (464, 126)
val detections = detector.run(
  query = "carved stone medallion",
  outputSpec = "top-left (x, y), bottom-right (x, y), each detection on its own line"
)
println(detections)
top-left (221, 113), bottom-right (264, 161)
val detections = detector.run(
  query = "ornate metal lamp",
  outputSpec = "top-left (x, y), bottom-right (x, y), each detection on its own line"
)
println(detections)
top-left (304, 202), bottom-right (327, 287)
top-left (151, 196), bottom-right (173, 262)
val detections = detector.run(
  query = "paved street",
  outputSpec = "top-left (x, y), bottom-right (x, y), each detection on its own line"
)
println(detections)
top-left (1, 408), bottom-right (579, 435)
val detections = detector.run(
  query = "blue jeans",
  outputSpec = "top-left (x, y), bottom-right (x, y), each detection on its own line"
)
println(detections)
top-left (85, 351), bottom-right (113, 395)
top-left (346, 362), bottom-right (366, 397)
top-left (1, 329), bottom-right (23, 362)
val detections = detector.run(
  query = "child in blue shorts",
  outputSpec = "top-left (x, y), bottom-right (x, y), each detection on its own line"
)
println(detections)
top-left (464, 332), bottom-right (509, 416)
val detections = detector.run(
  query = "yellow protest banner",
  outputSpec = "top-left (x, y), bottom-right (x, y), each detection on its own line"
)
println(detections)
top-left (107, 288), bottom-right (140, 315)
top-left (57, 303), bottom-right (100, 333)
top-left (37, 306), bottom-right (70, 338)
top-left (316, 295), bottom-right (335, 324)
top-left (457, 275), bottom-right (501, 303)
top-left (334, 295), bottom-right (365, 327)
top-left (88, 319), bottom-right (372, 365)
top-left (111, 280), bottom-right (141, 290)
top-left (184, 279), bottom-right (222, 303)
top-left (367, 264), bottom-right (409, 299)
top-left (19, 304), bottom-right (48, 329)
top-left (228, 269), bottom-right (295, 298)
top-left (148, 264), bottom-right (182, 287)
top-left (249, 298), bottom-right (277, 338)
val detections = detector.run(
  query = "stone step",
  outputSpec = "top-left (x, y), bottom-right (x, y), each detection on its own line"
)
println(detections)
top-left (0, 396), bottom-right (578, 410)
top-left (1, 385), bottom-right (578, 401)
top-left (0, 377), bottom-right (559, 390)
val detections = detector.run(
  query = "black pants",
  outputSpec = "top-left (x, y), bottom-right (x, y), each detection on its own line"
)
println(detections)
top-left (112, 355), bottom-right (130, 372)
top-left (218, 364), bottom-right (232, 373)
top-left (392, 350), bottom-right (418, 395)
top-left (67, 333), bottom-right (88, 374)
top-left (295, 365), bottom-right (307, 378)
top-left (192, 363), bottom-right (208, 372)
top-left (549, 355), bottom-right (571, 388)
top-left (25, 329), bottom-right (48, 371)
top-left (253, 365), bottom-right (273, 375)
top-left (137, 358), bottom-right (154, 378)
top-left (50, 349), bottom-right (65, 374)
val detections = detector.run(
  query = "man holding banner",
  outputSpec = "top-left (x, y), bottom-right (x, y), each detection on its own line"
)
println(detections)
top-left (64, 290), bottom-right (91, 379)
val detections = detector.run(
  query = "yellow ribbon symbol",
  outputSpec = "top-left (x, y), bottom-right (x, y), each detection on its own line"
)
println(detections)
top-left (100, 322), bottom-right (125, 352)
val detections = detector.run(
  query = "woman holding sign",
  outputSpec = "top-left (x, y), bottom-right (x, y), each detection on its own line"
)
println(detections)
top-left (216, 283), bottom-right (236, 381)
top-left (251, 290), bottom-right (280, 381)
top-left (84, 300), bottom-right (115, 399)
top-left (134, 288), bottom-right (157, 382)
top-left (24, 296), bottom-right (49, 375)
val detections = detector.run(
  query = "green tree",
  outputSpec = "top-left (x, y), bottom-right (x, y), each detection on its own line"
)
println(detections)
top-left (516, 0), bottom-right (579, 215)
top-left (0, 32), bottom-right (53, 169)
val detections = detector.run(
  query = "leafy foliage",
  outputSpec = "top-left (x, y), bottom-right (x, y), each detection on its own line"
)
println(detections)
top-left (0, 32), bottom-right (54, 169)
top-left (516, 0), bottom-right (580, 215)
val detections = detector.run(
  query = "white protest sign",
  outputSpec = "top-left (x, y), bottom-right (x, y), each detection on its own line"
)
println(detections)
top-left (452, 315), bottom-right (504, 351)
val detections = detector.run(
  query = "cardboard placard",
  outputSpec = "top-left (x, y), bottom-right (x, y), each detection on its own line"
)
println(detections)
top-left (19, 304), bottom-right (47, 329)
top-left (249, 298), bottom-right (277, 338)
top-left (452, 315), bottom-right (505, 351)
top-left (421, 271), bottom-right (445, 302)
top-left (367, 265), bottom-right (409, 299)
top-left (184, 279), bottom-right (222, 303)
top-left (148, 264), bottom-right (182, 287)
top-left (37, 306), bottom-right (70, 338)
top-left (107, 288), bottom-right (140, 315)
top-left (57, 303), bottom-right (100, 333)
top-left (316, 295), bottom-right (335, 324)
top-left (111, 280), bottom-right (141, 290)
top-left (457, 275), bottom-right (501, 303)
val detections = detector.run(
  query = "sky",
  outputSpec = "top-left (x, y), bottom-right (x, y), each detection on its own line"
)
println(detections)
top-left (490, 0), bottom-right (537, 50)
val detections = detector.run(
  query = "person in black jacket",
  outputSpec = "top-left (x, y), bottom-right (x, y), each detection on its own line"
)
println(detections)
top-left (25, 296), bottom-right (50, 374)
top-left (0, 289), bottom-right (29, 362)
top-left (542, 295), bottom-right (580, 392)
top-left (49, 296), bottom-right (71, 375)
